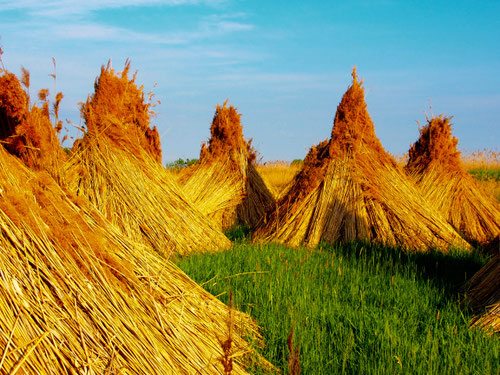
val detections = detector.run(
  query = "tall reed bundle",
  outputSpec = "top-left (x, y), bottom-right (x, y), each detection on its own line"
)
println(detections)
top-left (0, 146), bottom-right (265, 373)
top-left (406, 116), bottom-right (500, 245)
top-left (69, 62), bottom-right (230, 255)
top-left (178, 101), bottom-right (275, 230)
top-left (254, 70), bottom-right (469, 251)
top-left (466, 249), bottom-right (500, 334)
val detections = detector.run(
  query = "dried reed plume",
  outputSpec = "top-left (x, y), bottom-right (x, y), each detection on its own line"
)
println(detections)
top-left (81, 59), bottom-right (161, 162)
top-left (254, 69), bottom-right (470, 251)
top-left (0, 69), bottom-right (65, 172)
top-left (178, 101), bottom-right (275, 230)
top-left (0, 145), bottom-right (266, 373)
top-left (287, 326), bottom-right (301, 375)
top-left (70, 61), bottom-right (230, 255)
top-left (406, 116), bottom-right (500, 245)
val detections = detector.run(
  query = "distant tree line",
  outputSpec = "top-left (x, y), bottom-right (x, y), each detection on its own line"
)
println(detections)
top-left (166, 158), bottom-right (199, 169)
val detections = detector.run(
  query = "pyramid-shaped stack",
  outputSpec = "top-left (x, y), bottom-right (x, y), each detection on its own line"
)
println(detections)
top-left (405, 115), bottom-right (500, 245)
top-left (178, 101), bottom-right (275, 230)
top-left (68, 62), bottom-right (230, 255)
top-left (254, 70), bottom-right (469, 251)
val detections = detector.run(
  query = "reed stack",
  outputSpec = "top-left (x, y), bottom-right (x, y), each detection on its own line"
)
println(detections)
top-left (178, 101), bottom-right (275, 230)
top-left (68, 62), bottom-right (230, 255)
top-left (254, 69), bottom-right (470, 251)
top-left (406, 115), bottom-right (500, 245)
top-left (466, 244), bottom-right (500, 334)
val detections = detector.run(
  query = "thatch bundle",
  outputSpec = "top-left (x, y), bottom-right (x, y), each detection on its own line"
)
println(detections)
top-left (0, 145), bottom-right (265, 373)
top-left (254, 70), bottom-right (469, 251)
top-left (178, 101), bottom-right (275, 230)
top-left (406, 116), bottom-right (500, 245)
top-left (69, 62), bottom-right (230, 255)
top-left (466, 250), bottom-right (500, 334)
top-left (0, 70), bottom-right (65, 172)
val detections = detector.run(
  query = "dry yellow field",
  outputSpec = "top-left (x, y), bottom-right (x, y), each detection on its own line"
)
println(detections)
top-left (255, 161), bottom-right (301, 194)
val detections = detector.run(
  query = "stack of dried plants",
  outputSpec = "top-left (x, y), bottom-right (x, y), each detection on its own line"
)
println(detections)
top-left (406, 115), bottom-right (500, 245)
top-left (69, 62), bottom-right (231, 255)
top-left (178, 101), bottom-right (275, 230)
top-left (254, 70), bottom-right (469, 251)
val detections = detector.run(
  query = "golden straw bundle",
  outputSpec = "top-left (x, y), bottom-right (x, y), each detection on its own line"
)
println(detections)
top-left (178, 101), bottom-right (275, 230)
top-left (254, 70), bottom-right (470, 251)
top-left (1, 64), bottom-right (266, 373)
top-left (69, 62), bottom-right (230, 255)
top-left (406, 116), bottom-right (500, 245)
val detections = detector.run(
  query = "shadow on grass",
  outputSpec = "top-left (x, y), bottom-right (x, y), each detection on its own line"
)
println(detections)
top-left (319, 240), bottom-right (488, 302)
top-left (224, 224), bottom-right (252, 243)
top-left (224, 219), bottom-right (489, 304)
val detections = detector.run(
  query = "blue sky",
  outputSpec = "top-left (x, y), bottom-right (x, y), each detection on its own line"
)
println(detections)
top-left (1, 0), bottom-right (499, 162)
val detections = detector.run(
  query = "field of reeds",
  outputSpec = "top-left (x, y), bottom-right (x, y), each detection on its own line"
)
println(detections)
top-left (176, 235), bottom-right (499, 374)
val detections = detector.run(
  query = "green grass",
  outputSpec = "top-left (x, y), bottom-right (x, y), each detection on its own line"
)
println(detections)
top-left (176, 241), bottom-right (499, 374)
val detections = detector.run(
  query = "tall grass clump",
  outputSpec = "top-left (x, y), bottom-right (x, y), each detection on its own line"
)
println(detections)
top-left (255, 161), bottom-right (301, 196)
top-left (177, 242), bottom-right (499, 374)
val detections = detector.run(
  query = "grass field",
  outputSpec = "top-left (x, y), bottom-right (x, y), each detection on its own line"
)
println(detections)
top-left (176, 232), bottom-right (499, 374)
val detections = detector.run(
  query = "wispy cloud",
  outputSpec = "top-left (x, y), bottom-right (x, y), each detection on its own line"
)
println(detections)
top-left (46, 17), bottom-right (253, 44)
top-left (0, 0), bottom-right (225, 18)
top-left (0, 0), bottom-right (254, 46)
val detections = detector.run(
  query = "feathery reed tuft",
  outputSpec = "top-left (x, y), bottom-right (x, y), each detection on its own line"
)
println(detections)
top-left (0, 69), bottom-right (65, 171)
top-left (82, 60), bottom-right (162, 163)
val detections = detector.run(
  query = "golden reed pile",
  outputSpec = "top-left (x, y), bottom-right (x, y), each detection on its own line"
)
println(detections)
top-left (254, 70), bottom-right (469, 251)
top-left (406, 115), bottom-right (500, 245)
top-left (68, 62), bottom-right (230, 256)
top-left (466, 241), bottom-right (500, 334)
top-left (0, 67), bottom-right (267, 373)
top-left (178, 101), bottom-right (275, 230)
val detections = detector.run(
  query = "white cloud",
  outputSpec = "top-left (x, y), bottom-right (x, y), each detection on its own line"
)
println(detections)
top-left (50, 23), bottom-right (188, 44)
top-left (0, 0), bottom-right (225, 18)
top-left (45, 17), bottom-right (253, 44)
